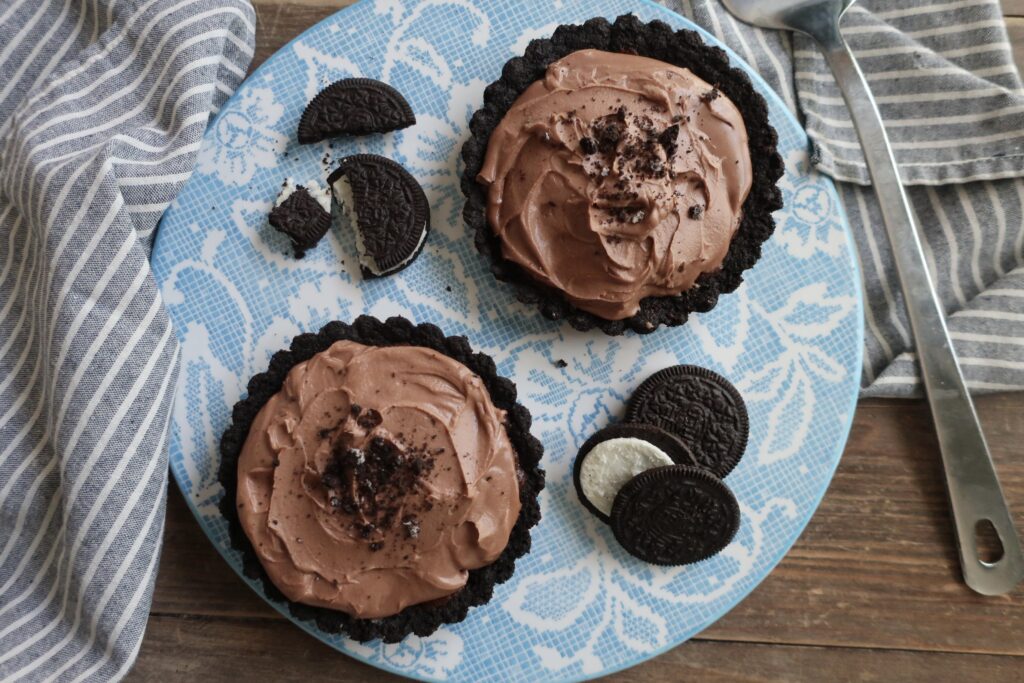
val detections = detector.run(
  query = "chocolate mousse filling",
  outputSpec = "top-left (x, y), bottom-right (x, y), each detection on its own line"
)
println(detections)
top-left (478, 50), bottom-right (753, 321)
top-left (461, 15), bottom-right (784, 335)
top-left (219, 316), bottom-right (544, 642)
top-left (235, 341), bottom-right (522, 619)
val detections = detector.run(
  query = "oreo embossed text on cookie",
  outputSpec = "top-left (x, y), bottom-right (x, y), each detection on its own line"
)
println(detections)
top-left (626, 365), bottom-right (749, 478)
top-left (610, 465), bottom-right (740, 566)
top-left (328, 155), bottom-right (430, 279)
top-left (298, 78), bottom-right (415, 143)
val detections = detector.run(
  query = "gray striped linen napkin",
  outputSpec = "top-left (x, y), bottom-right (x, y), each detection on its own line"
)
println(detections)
top-left (0, 0), bottom-right (1022, 681)
top-left (0, 0), bottom-right (254, 680)
top-left (668, 0), bottom-right (1024, 397)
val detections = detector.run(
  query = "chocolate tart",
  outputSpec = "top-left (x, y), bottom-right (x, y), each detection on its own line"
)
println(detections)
top-left (219, 315), bottom-right (545, 642)
top-left (460, 14), bottom-right (784, 335)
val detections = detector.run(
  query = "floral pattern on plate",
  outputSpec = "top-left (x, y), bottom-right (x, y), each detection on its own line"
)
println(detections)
top-left (152, 1), bottom-right (863, 681)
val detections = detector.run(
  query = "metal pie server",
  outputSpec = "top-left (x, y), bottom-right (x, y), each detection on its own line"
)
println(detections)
top-left (720, 0), bottom-right (1023, 595)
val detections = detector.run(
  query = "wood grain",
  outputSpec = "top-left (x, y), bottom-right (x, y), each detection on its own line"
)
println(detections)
top-left (704, 397), bottom-right (1024, 656)
top-left (135, 1), bottom-right (1024, 680)
top-left (1003, 0), bottom-right (1024, 18)
top-left (251, 1), bottom-right (355, 70)
top-left (128, 614), bottom-right (1024, 683)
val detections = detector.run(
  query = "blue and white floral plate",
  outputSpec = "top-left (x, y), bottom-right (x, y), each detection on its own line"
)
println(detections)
top-left (151, 0), bottom-right (863, 680)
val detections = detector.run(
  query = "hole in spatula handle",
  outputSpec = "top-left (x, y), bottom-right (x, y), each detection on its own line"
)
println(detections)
top-left (975, 519), bottom-right (1005, 566)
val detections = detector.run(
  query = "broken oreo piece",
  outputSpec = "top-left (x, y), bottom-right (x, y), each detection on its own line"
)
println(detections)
top-left (610, 465), bottom-right (739, 566)
top-left (298, 78), bottom-right (415, 143)
top-left (625, 365), bottom-right (748, 478)
top-left (328, 154), bottom-right (429, 278)
top-left (573, 423), bottom-right (697, 524)
top-left (268, 178), bottom-right (333, 258)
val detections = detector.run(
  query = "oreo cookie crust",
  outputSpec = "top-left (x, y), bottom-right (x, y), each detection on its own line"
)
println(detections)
top-left (626, 365), bottom-right (749, 478)
top-left (573, 422), bottom-right (696, 523)
top-left (298, 78), bottom-right (415, 143)
top-left (328, 154), bottom-right (430, 278)
top-left (610, 465), bottom-right (740, 565)
top-left (460, 14), bottom-right (784, 335)
top-left (219, 316), bottom-right (545, 643)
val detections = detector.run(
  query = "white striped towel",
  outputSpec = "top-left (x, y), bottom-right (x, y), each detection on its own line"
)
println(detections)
top-left (667, 0), bottom-right (1024, 397)
top-left (0, 1), bottom-right (1022, 681)
top-left (0, 0), bottom-right (254, 680)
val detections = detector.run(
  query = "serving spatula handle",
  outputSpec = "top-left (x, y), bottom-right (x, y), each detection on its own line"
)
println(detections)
top-left (814, 22), bottom-right (1024, 596)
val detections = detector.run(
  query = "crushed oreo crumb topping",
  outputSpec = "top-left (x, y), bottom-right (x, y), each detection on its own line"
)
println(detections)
top-left (579, 106), bottom-right (694, 225)
top-left (700, 87), bottom-right (720, 103)
top-left (658, 124), bottom-right (679, 157)
top-left (320, 431), bottom-right (436, 551)
top-left (356, 408), bottom-right (383, 430)
top-left (402, 515), bottom-right (421, 539)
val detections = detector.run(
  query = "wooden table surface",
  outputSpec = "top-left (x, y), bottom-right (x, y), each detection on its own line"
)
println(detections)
top-left (129, 2), bottom-right (1024, 681)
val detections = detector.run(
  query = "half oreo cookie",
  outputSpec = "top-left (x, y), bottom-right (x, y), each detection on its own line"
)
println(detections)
top-left (573, 422), bottom-right (696, 524)
top-left (625, 365), bottom-right (749, 478)
top-left (268, 178), bottom-right (333, 258)
top-left (298, 78), bottom-right (415, 143)
top-left (610, 465), bottom-right (740, 566)
top-left (328, 154), bottom-right (430, 278)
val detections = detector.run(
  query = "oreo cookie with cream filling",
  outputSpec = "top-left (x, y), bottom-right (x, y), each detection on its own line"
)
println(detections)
top-left (328, 154), bottom-right (430, 278)
top-left (572, 422), bottom-right (696, 524)
top-left (268, 178), bottom-right (333, 258)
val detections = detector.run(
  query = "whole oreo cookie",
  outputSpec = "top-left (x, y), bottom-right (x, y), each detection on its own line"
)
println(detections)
top-left (610, 465), bottom-right (740, 566)
top-left (298, 78), bottom-right (415, 143)
top-left (328, 154), bottom-right (430, 278)
top-left (573, 422), bottom-right (697, 523)
top-left (626, 365), bottom-right (748, 478)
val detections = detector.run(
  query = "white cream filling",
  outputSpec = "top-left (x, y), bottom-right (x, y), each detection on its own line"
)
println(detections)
top-left (579, 437), bottom-right (675, 516)
top-left (275, 177), bottom-right (332, 212)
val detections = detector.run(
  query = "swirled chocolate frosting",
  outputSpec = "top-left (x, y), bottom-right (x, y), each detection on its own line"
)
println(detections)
top-left (478, 49), bottom-right (753, 320)
top-left (236, 341), bottom-right (521, 619)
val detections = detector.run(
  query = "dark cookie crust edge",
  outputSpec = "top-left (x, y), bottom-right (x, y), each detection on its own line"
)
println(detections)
top-left (459, 14), bottom-right (785, 335)
top-left (218, 315), bottom-right (545, 643)
top-left (625, 364), bottom-right (749, 479)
